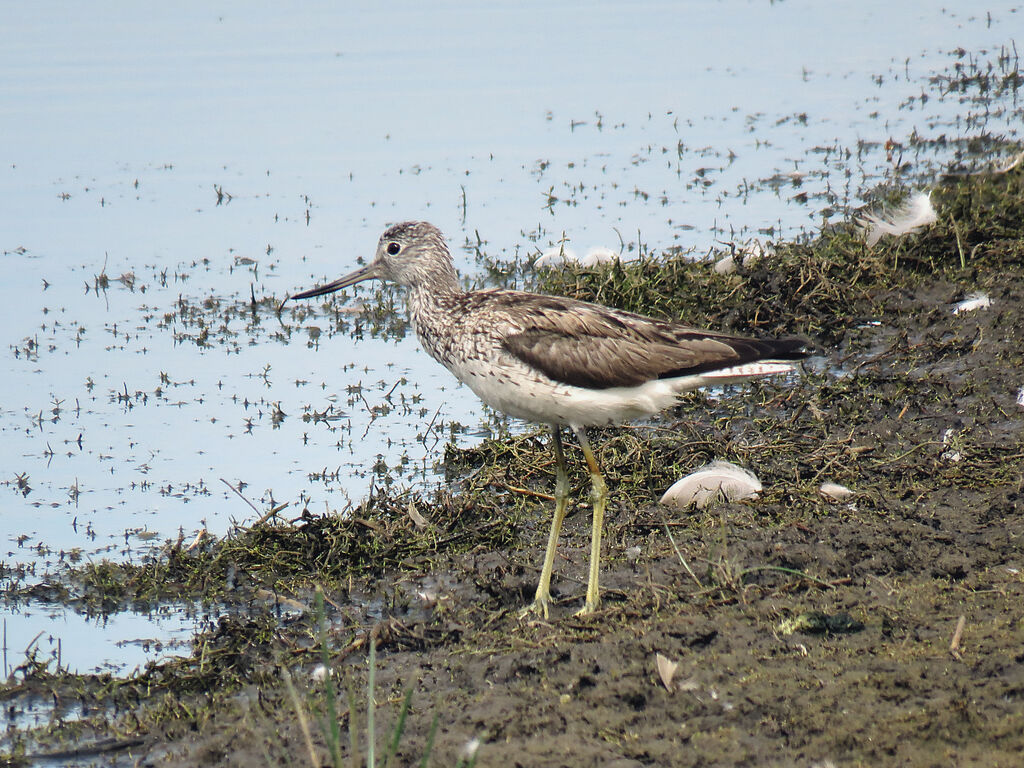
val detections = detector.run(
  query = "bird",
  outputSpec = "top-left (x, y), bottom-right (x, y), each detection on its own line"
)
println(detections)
top-left (285, 221), bottom-right (808, 618)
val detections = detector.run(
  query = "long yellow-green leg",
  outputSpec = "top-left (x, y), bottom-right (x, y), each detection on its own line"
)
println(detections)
top-left (521, 425), bottom-right (570, 619)
top-left (572, 425), bottom-right (607, 615)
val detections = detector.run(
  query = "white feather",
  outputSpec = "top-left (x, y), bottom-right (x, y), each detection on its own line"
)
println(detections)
top-left (819, 482), bottom-right (854, 502)
top-left (535, 244), bottom-right (619, 269)
top-left (660, 461), bottom-right (762, 510)
top-left (713, 254), bottom-right (736, 275)
top-left (951, 292), bottom-right (992, 314)
top-left (460, 738), bottom-right (482, 760)
top-left (739, 238), bottom-right (772, 265)
top-left (579, 246), bottom-right (619, 267)
top-left (714, 239), bottom-right (771, 275)
top-left (860, 191), bottom-right (938, 247)
top-left (534, 245), bottom-right (578, 268)
top-left (310, 664), bottom-right (329, 682)
top-left (985, 150), bottom-right (1024, 176)
top-left (656, 653), bottom-right (679, 691)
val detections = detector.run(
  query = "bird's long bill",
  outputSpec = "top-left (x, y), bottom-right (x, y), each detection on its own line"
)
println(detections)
top-left (287, 262), bottom-right (380, 302)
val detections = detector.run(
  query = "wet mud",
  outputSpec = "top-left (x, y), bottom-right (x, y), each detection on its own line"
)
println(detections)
top-left (3, 168), bottom-right (1024, 767)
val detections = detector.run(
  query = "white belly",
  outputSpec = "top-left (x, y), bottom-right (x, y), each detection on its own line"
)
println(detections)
top-left (445, 351), bottom-right (796, 428)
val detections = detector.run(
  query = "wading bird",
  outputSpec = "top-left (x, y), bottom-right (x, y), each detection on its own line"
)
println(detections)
top-left (286, 222), bottom-right (807, 617)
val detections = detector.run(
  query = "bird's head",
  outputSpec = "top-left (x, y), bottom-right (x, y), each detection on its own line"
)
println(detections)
top-left (286, 221), bottom-right (457, 303)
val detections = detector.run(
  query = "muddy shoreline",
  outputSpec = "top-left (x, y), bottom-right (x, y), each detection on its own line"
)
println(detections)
top-left (3, 167), bottom-right (1024, 767)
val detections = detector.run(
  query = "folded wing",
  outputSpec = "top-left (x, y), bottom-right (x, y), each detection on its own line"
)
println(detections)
top-left (501, 298), bottom-right (806, 390)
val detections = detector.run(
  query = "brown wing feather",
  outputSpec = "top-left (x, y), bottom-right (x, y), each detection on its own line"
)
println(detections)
top-left (499, 295), bottom-right (805, 390)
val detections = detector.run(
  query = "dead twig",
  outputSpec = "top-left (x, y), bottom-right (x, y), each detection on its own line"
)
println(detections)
top-left (221, 477), bottom-right (260, 515)
top-left (221, 477), bottom-right (287, 526)
top-left (489, 481), bottom-right (556, 501)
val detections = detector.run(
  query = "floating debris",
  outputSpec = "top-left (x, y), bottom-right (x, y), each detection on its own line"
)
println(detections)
top-left (819, 482), bottom-right (854, 502)
top-left (1017, 387), bottom-right (1024, 408)
top-left (860, 191), bottom-right (938, 247)
top-left (951, 292), bottom-right (993, 314)
top-left (659, 461), bottom-right (762, 510)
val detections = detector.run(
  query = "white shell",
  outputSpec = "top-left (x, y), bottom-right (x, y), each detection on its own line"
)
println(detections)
top-left (940, 427), bottom-right (963, 463)
top-left (819, 482), bottom-right (854, 502)
top-left (659, 461), bottom-right (762, 509)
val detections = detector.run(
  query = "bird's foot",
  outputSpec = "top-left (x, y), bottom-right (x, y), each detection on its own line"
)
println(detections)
top-left (518, 595), bottom-right (552, 620)
top-left (574, 595), bottom-right (601, 617)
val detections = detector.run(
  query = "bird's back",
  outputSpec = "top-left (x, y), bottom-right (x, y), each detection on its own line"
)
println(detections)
top-left (406, 286), bottom-right (807, 427)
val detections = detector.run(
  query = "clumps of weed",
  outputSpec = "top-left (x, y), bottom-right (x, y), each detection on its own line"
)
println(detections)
top-left (534, 228), bottom-right (883, 345)
top-left (52, 487), bottom-right (517, 611)
top-left (534, 155), bottom-right (1023, 345)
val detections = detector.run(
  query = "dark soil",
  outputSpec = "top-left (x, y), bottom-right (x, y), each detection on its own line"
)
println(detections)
top-left (3, 168), bottom-right (1024, 767)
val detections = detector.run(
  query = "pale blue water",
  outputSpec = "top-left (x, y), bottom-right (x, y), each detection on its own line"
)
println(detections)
top-left (1, 0), bottom-right (1021, 673)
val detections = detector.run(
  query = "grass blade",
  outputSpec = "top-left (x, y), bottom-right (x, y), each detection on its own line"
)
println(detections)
top-left (315, 589), bottom-right (344, 768)
top-left (282, 667), bottom-right (321, 768)
top-left (418, 712), bottom-right (439, 768)
top-left (382, 688), bottom-right (414, 768)
top-left (367, 637), bottom-right (376, 768)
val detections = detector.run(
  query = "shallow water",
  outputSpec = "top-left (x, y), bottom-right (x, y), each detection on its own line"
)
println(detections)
top-left (1, 0), bottom-right (1021, 673)
top-left (2, 600), bottom-right (197, 677)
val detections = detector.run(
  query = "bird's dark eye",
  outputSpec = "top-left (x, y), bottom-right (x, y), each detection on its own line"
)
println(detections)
top-left (386, 242), bottom-right (401, 255)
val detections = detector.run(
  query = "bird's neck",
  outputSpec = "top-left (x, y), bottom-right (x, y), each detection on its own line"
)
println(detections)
top-left (405, 258), bottom-right (462, 313)
top-left (405, 272), bottom-right (465, 368)
top-left (407, 278), bottom-right (462, 324)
